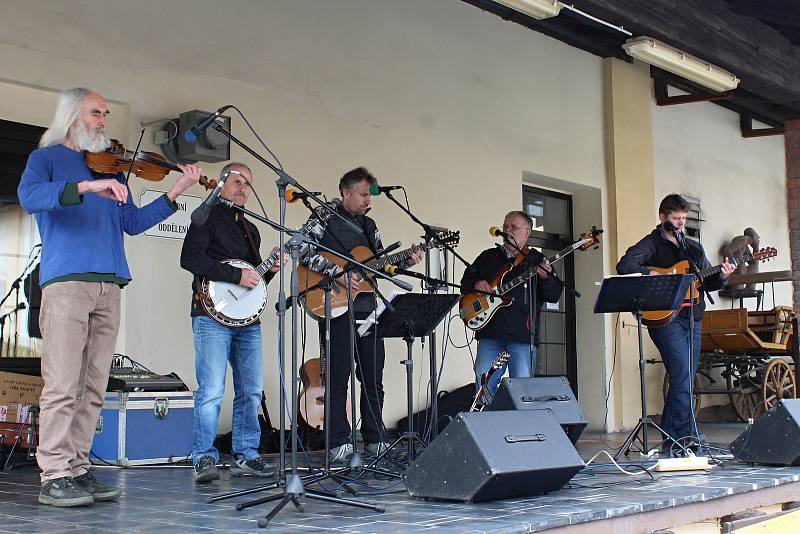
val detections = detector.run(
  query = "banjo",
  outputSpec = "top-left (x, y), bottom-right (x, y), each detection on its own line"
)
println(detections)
top-left (199, 204), bottom-right (337, 327)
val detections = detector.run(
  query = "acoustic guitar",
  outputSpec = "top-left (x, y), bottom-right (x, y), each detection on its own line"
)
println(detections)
top-left (298, 336), bottom-right (351, 430)
top-left (459, 227), bottom-right (602, 331)
top-left (298, 232), bottom-right (460, 320)
top-left (641, 247), bottom-right (777, 328)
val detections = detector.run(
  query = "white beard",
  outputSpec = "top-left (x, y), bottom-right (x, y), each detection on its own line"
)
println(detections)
top-left (73, 120), bottom-right (111, 153)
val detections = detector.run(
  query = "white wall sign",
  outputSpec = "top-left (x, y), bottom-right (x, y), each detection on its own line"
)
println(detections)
top-left (140, 189), bottom-right (202, 240)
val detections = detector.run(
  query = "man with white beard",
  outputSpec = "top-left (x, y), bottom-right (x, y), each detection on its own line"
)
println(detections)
top-left (18, 87), bottom-right (202, 507)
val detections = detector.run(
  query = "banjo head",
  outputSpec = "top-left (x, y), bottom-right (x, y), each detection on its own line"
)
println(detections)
top-left (203, 259), bottom-right (268, 325)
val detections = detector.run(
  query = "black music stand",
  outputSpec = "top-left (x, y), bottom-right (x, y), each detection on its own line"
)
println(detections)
top-left (594, 274), bottom-right (693, 459)
top-left (359, 293), bottom-right (460, 467)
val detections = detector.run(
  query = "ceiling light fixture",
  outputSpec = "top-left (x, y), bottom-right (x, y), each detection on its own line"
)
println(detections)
top-left (495, 0), bottom-right (562, 20)
top-left (622, 36), bottom-right (740, 93)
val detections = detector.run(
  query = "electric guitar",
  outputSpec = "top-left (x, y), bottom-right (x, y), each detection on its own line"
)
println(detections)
top-left (641, 247), bottom-right (778, 328)
top-left (469, 351), bottom-right (510, 412)
top-left (298, 231), bottom-right (460, 320)
top-left (199, 204), bottom-right (338, 327)
top-left (459, 227), bottom-right (602, 331)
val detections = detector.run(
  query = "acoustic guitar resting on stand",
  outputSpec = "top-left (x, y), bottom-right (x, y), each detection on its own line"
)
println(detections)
top-left (641, 247), bottom-right (778, 328)
top-left (298, 335), bottom-right (351, 430)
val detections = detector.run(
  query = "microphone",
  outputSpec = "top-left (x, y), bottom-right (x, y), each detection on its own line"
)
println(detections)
top-left (380, 240), bottom-right (402, 256)
top-left (489, 226), bottom-right (510, 239)
top-left (285, 188), bottom-right (322, 203)
top-left (190, 171), bottom-right (231, 225)
top-left (184, 105), bottom-right (233, 143)
top-left (369, 183), bottom-right (403, 196)
top-left (384, 265), bottom-right (438, 286)
top-left (662, 221), bottom-right (685, 244)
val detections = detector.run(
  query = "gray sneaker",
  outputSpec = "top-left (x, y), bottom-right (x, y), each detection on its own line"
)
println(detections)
top-left (39, 477), bottom-right (94, 507)
top-left (74, 470), bottom-right (121, 501)
top-left (193, 455), bottom-right (220, 484)
top-left (364, 441), bottom-right (391, 455)
top-left (230, 456), bottom-right (278, 477)
top-left (329, 443), bottom-right (354, 463)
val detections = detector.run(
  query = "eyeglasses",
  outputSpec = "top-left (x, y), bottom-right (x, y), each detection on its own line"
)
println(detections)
top-left (223, 169), bottom-right (251, 188)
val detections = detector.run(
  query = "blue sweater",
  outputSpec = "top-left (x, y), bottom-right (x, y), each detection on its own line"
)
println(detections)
top-left (18, 144), bottom-right (176, 286)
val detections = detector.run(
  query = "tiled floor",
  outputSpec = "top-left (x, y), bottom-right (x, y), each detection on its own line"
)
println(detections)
top-left (1, 423), bottom-right (799, 533)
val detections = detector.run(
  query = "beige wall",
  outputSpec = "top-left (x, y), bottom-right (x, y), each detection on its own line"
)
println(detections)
top-left (0, 0), bottom-right (608, 432)
top-left (0, 0), bottom-right (787, 436)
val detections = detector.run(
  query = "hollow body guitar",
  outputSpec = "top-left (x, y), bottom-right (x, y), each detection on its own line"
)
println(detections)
top-left (641, 247), bottom-right (777, 328)
top-left (298, 336), bottom-right (351, 430)
top-left (459, 228), bottom-right (601, 331)
top-left (298, 232), bottom-right (460, 320)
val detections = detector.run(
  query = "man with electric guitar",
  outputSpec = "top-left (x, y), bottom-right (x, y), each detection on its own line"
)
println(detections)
top-left (180, 162), bottom-right (284, 483)
top-left (616, 194), bottom-right (736, 452)
top-left (460, 211), bottom-right (564, 401)
top-left (296, 167), bottom-right (423, 462)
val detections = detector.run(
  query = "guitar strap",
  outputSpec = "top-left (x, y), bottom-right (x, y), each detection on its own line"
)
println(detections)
top-left (238, 212), bottom-right (263, 264)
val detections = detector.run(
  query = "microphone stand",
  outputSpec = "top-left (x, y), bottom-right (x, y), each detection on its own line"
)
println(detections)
top-left (206, 199), bottom-right (410, 527)
top-left (377, 189), bottom-right (469, 440)
top-left (203, 114), bottom-right (363, 494)
top-left (497, 239), bottom-right (540, 377)
top-left (208, 122), bottom-right (363, 238)
top-left (0, 247), bottom-right (40, 357)
top-left (674, 231), bottom-right (705, 449)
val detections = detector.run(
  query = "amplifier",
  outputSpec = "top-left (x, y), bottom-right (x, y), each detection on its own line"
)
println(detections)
top-left (107, 368), bottom-right (187, 392)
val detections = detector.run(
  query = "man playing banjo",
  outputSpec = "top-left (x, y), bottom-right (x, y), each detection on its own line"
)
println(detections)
top-left (180, 162), bottom-right (284, 483)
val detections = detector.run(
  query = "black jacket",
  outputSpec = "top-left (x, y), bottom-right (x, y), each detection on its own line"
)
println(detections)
top-left (616, 226), bottom-right (726, 320)
top-left (460, 247), bottom-right (564, 344)
top-left (180, 202), bottom-right (274, 319)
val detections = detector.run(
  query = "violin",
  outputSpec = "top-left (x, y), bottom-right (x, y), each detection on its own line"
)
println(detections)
top-left (84, 140), bottom-right (217, 190)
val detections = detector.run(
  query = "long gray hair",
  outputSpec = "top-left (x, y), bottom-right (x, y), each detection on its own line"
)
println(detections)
top-left (39, 87), bottom-right (91, 148)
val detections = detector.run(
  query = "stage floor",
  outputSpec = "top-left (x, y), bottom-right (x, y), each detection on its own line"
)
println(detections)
top-left (1, 423), bottom-right (799, 533)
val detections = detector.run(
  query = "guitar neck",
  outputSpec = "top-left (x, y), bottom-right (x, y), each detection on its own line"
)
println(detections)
top-left (696, 253), bottom-right (751, 280)
top-left (254, 202), bottom-right (342, 277)
top-left (495, 241), bottom-right (580, 296)
top-left (366, 243), bottom-right (427, 271)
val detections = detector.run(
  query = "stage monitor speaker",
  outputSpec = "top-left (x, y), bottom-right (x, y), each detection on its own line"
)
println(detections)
top-left (403, 410), bottom-right (583, 502)
top-left (730, 399), bottom-right (800, 466)
top-left (487, 376), bottom-right (587, 444)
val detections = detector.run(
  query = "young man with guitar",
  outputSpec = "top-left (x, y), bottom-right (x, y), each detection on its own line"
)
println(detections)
top-left (616, 194), bottom-right (735, 452)
top-left (180, 162), bottom-right (283, 483)
top-left (297, 167), bottom-right (423, 462)
top-left (460, 211), bottom-right (564, 401)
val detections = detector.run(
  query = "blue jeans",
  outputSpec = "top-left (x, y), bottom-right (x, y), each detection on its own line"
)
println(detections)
top-left (191, 316), bottom-right (263, 464)
top-left (648, 315), bottom-right (701, 442)
top-left (475, 337), bottom-right (537, 400)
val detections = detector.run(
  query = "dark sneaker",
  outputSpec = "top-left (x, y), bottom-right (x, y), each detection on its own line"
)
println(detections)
top-left (74, 470), bottom-right (121, 501)
top-left (230, 456), bottom-right (278, 477)
top-left (194, 455), bottom-right (220, 484)
top-left (39, 476), bottom-right (94, 507)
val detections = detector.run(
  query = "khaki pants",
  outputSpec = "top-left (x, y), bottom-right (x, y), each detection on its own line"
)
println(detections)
top-left (37, 281), bottom-right (120, 483)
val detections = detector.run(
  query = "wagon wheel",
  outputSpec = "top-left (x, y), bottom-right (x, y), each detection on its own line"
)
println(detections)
top-left (761, 358), bottom-right (797, 413)
top-left (725, 361), bottom-right (762, 422)
top-left (662, 372), bottom-right (701, 417)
